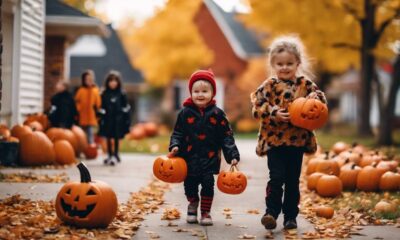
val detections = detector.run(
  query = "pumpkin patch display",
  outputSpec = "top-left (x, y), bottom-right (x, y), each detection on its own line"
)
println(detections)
top-left (288, 97), bottom-right (328, 131)
top-left (84, 144), bottom-right (98, 160)
top-left (54, 140), bottom-right (76, 165)
top-left (339, 163), bottom-right (361, 191)
top-left (315, 175), bottom-right (342, 197)
top-left (153, 156), bottom-right (187, 183)
top-left (55, 163), bottom-right (118, 228)
top-left (217, 166), bottom-right (247, 194)
top-left (356, 165), bottom-right (385, 192)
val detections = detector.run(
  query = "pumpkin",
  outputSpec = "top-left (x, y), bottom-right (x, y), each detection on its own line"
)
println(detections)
top-left (351, 143), bottom-right (367, 154)
top-left (315, 157), bottom-right (340, 176)
top-left (288, 97), bottom-right (328, 131)
top-left (129, 125), bottom-right (146, 140)
top-left (331, 141), bottom-right (349, 155)
top-left (54, 140), bottom-right (76, 165)
top-left (24, 113), bottom-right (50, 131)
top-left (315, 206), bottom-right (334, 219)
top-left (7, 136), bottom-right (19, 143)
top-left (55, 163), bottom-right (118, 228)
top-left (19, 131), bottom-right (55, 166)
top-left (374, 201), bottom-right (396, 213)
top-left (71, 125), bottom-right (88, 157)
top-left (46, 128), bottom-right (78, 154)
top-left (376, 161), bottom-right (397, 172)
top-left (217, 166), bottom-right (247, 194)
top-left (26, 121), bottom-right (43, 131)
top-left (0, 127), bottom-right (11, 141)
top-left (359, 152), bottom-right (382, 167)
top-left (379, 172), bottom-right (400, 191)
top-left (356, 165), bottom-right (385, 192)
top-left (307, 172), bottom-right (325, 191)
top-left (339, 163), bottom-right (361, 191)
top-left (143, 122), bottom-right (159, 137)
top-left (84, 144), bottom-right (98, 160)
top-left (306, 152), bottom-right (329, 175)
top-left (153, 156), bottom-right (187, 183)
top-left (316, 175), bottom-right (342, 197)
top-left (11, 124), bottom-right (32, 139)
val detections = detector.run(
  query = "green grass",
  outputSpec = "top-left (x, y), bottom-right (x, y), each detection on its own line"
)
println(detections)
top-left (119, 135), bottom-right (170, 154)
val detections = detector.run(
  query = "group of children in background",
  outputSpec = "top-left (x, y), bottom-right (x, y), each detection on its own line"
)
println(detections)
top-left (49, 70), bottom-right (130, 166)
top-left (50, 35), bottom-right (327, 230)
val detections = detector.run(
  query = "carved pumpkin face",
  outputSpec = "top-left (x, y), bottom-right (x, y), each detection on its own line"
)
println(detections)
top-left (217, 166), bottom-right (247, 194)
top-left (153, 156), bottom-right (187, 183)
top-left (289, 97), bottom-right (328, 131)
top-left (55, 163), bottom-right (118, 228)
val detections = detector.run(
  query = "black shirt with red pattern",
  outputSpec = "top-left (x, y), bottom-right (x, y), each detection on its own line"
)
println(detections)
top-left (169, 102), bottom-right (240, 176)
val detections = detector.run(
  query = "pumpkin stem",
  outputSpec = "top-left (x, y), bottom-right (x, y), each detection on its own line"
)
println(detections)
top-left (77, 162), bottom-right (91, 183)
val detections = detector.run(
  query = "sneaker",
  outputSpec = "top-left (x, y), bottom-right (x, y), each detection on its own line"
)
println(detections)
top-left (261, 214), bottom-right (277, 229)
top-left (103, 157), bottom-right (111, 164)
top-left (115, 154), bottom-right (121, 162)
top-left (187, 201), bottom-right (199, 224)
top-left (283, 219), bottom-right (297, 230)
top-left (200, 212), bottom-right (213, 226)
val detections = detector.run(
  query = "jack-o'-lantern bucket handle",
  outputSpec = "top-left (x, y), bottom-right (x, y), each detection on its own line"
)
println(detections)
top-left (77, 162), bottom-right (91, 183)
top-left (229, 165), bottom-right (240, 172)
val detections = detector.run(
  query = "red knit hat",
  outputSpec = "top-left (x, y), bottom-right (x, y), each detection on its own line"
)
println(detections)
top-left (188, 69), bottom-right (216, 97)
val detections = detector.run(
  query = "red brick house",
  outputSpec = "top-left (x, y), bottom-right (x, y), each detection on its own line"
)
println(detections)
top-left (168, 0), bottom-right (264, 122)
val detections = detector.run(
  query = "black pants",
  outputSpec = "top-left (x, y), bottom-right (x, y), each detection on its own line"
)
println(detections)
top-left (107, 137), bottom-right (119, 157)
top-left (265, 146), bottom-right (304, 220)
top-left (184, 174), bottom-right (214, 214)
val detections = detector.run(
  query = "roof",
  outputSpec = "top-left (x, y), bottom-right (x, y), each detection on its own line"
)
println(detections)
top-left (204, 0), bottom-right (264, 59)
top-left (69, 24), bottom-right (143, 86)
top-left (45, 0), bottom-right (109, 36)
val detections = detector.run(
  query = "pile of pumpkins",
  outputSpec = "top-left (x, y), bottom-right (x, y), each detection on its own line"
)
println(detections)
top-left (128, 122), bottom-right (159, 140)
top-left (306, 141), bottom-right (400, 198)
top-left (1, 113), bottom-right (96, 166)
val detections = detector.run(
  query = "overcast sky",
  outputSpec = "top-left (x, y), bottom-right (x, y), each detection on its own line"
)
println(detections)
top-left (95, 0), bottom-right (249, 27)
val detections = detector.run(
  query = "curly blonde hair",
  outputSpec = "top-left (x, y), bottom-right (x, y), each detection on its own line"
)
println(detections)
top-left (267, 35), bottom-right (314, 80)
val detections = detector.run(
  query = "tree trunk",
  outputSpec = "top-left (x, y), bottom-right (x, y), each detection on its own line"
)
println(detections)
top-left (377, 55), bottom-right (400, 145)
top-left (357, 0), bottom-right (375, 136)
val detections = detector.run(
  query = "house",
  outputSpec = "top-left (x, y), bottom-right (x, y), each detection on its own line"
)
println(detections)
top-left (168, 0), bottom-right (265, 122)
top-left (68, 24), bottom-right (144, 122)
top-left (0, 0), bottom-right (107, 126)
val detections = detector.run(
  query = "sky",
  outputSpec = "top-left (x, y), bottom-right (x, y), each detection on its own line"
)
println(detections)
top-left (95, 0), bottom-right (249, 27)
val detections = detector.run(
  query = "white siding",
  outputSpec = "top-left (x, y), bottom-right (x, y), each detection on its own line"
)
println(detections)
top-left (12, 0), bottom-right (45, 124)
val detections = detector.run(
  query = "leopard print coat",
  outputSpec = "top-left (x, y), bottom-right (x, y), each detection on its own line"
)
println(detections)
top-left (251, 76), bottom-right (327, 156)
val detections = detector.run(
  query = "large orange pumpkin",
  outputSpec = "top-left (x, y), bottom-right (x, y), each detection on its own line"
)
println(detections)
top-left (339, 163), bottom-right (361, 191)
top-left (289, 97), bottom-right (328, 131)
top-left (71, 125), bottom-right (89, 157)
top-left (11, 124), bottom-right (32, 139)
top-left (379, 172), bottom-right (400, 191)
top-left (19, 131), bottom-right (55, 166)
top-left (46, 128), bottom-right (78, 154)
top-left (316, 175), bottom-right (342, 197)
top-left (54, 140), bottom-right (76, 165)
top-left (153, 156), bottom-right (187, 183)
top-left (331, 141), bottom-right (349, 155)
top-left (356, 165), bottom-right (385, 192)
top-left (315, 158), bottom-right (340, 176)
top-left (24, 113), bottom-right (50, 131)
top-left (217, 166), bottom-right (247, 194)
top-left (55, 163), bottom-right (118, 228)
top-left (307, 172), bottom-right (325, 191)
top-left (143, 122), bottom-right (158, 137)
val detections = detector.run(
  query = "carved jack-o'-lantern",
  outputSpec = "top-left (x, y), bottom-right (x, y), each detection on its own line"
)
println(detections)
top-left (153, 155), bottom-right (187, 183)
top-left (217, 166), bottom-right (247, 194)
top-left (55, 163), bottom-right (118, 228)
top-left (289, 97), bottom-right (328, 131)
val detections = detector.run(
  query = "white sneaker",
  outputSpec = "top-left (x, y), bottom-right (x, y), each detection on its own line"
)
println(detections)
top-left (200, 213), bottom-right (213, 226)
top-left (186, 214), bottom-right (198, 224)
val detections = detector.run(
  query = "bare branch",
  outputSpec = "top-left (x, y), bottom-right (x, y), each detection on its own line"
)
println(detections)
top-left (332, 42), bottom-right (361, 51)
top-left (374, 8), bottom-right (400, 44)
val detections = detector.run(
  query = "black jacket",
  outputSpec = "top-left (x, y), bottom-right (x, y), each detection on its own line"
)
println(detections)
top-left (98, 89), bottom-right (131, 139)
top-left (169, 101), bottom-right (240, 176)
top-left (48, 90), bottom-right (78, 129)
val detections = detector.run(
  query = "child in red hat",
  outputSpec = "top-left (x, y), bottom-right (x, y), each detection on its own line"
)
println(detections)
top-left (169, 69), bottom-right (240, 226)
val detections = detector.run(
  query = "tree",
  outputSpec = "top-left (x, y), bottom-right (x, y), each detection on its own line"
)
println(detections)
top-left (244, 0), bottom-right (400, 137)
top-left (62, 0), bottom-right (108, 21)
top-left (128, 0), bottom-right (213, 87)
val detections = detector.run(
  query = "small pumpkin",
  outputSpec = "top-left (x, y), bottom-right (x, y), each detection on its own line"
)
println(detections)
top-left (129, 125), bottom-right (146, 140)
top-left (356, 165), bottom-right (385, 192)
top-left (331, 141), bottom-right (349, 155)
top-left (0, 127), bottom-right (11, 141)
top-left (316, 175), bottom-right (342, 197)
top-left (359, 152), bottom-right (382, 167)
top-left (315, 157), bottom-right (340, 176)
top-left (55, 163), bottom-right (118, 228)
top-left (84, 144), bottom-right (98, 160)
top-left (306, 152), bottom-right (328, 175)
top-left (289, 97), bottom-right (328, 131)
top-left (24, 113), bottom-right (50, 131)
top-left (339, 163), bottom-right (361, 191)
top-left (153, 155), bottom-right (187, 183)
top-left (19, 131), bottom-right (55, 166)
top-left (315, 205), bottom-right (334, 219)
top-left (54, 140), bottom-right (76, 165)
top-left (26, 121), bottom-right (43, 131)
top-left (217, 166), bottom-right (247, 194)
top-left (143, 122), bottom-right (159, 137)
top-left (374, 201), bottom-right (396, 213)
top-left (71, 125), bottom-right (88, 157)
top-left (307, 172), bottom-right (325, 191)
top-left (11, 124), bottom-right (32, 139)
top-left (379, 172), bottom-right (400, 191)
